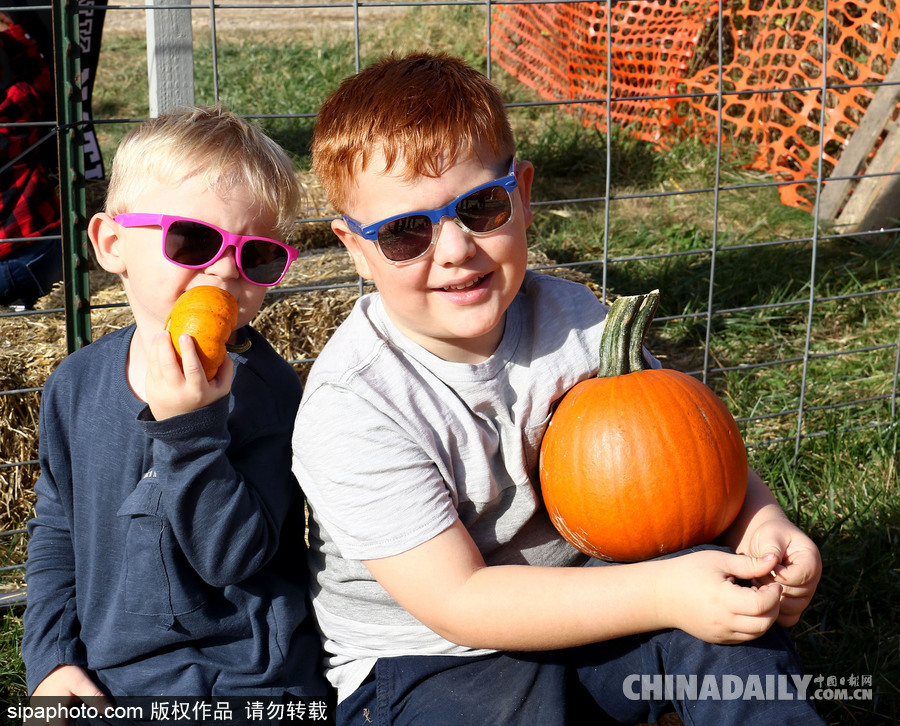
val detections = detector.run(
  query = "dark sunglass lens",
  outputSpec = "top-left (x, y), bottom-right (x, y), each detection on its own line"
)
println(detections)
top-left (240, 240), bottom-right (289, 285)
top-left (166, 221), bottom-right (223, 266)
top-left (457, 187), bottom-right (512, 233)
top-left (378, 215), bottom-right (433, 262)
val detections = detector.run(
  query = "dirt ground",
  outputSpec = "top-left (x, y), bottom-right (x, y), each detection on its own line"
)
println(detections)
top-left (101, 0), bottom-right (397, 36)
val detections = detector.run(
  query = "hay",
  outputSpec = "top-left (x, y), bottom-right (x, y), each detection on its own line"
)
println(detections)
top-left (254, 246), bottom-right (361, 373)
top-left (0, 264), bottom-right (131, 553)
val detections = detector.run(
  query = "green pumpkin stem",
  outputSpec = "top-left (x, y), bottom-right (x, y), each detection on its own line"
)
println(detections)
top-left (598, 290), bottom-right (660, 378)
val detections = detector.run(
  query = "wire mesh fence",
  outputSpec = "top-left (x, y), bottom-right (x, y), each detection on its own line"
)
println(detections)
top-left (1, 0), bottom-right (899, 606)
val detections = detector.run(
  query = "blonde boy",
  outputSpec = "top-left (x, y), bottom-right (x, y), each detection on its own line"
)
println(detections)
top-left (23, 106), bottom-right (329, 707)
top-left (293, 53), bottom-right (824, 725)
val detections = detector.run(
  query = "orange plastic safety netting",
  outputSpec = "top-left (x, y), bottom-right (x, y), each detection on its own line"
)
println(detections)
top-left (490, 0), bottom-right (900, 210)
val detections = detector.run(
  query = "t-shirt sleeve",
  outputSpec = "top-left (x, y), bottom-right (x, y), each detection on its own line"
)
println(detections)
top-left (292, 384), bottom-right (458, 561)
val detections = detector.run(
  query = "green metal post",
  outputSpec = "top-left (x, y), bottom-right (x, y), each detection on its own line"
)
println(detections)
top-left (53, 0), bottom-right (92, 352)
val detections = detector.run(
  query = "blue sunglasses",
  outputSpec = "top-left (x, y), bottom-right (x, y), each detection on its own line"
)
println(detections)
top-left (343, 157), bottom-right (518, 264)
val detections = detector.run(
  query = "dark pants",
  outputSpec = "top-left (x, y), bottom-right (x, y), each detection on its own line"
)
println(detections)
top-left (0, 237), bottom-right (63, 307)
top-left (338, 548), bottom-right (825, 726)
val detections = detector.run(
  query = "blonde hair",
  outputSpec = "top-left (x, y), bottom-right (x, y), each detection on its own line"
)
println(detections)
top-left (105, 105), bottom-right (300, 239)
top-left (312, 52), bottom-right (515, 214)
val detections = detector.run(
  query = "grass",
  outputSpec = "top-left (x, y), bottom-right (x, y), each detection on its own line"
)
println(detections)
top-left (2, 5), bottom-right (899, 723)
top-left (755, 426), bottom-right (899, 724)
top-left (1, 610), bottom-right (26, 712)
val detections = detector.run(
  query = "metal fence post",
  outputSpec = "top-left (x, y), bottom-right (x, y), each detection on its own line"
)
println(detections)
top-left (53, 0), bottom-right (92, 352)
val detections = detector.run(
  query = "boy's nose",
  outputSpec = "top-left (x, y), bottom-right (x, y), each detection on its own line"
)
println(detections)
top-left (432, 216), bottom-right (477, 266)
top-left (204, 246), bottom-right (242, 280)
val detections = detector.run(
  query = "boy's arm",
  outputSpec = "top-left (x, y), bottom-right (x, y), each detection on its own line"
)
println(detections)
top-left (22, 393), bottom-right (87, 695)
top-left (135, 343), bottom-right (303, 587)
top-left (136, 403), bottom-right (299, 589)
top-left (716, 469), bottom-right (822, 626)
top-left (23, 502), bottom-right (84, 695)
top-left (364, 518), bottom-right (785, 650)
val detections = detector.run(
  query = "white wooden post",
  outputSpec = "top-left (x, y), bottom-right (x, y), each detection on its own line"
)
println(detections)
top-left (146, 0), bottom-right (195, 117)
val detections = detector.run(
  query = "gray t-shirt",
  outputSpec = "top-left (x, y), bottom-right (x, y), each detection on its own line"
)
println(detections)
top-left (292, 271), bottom-right (623, 700)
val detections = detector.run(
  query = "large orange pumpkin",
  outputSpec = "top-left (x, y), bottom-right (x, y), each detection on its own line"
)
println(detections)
top-left (538, 290), bottom-right (747, 562)
top-left (165, 286), bottom-right (239, 380)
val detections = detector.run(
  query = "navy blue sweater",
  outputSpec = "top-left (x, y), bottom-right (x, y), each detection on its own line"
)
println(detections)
top-left (23, 325), bottom-right (328, 698)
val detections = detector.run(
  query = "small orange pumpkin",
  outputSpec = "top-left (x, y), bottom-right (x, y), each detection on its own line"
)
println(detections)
top-left (165, 286), bottom-right (239, 380)
top-left (538, 290), bottom-right (747, 562)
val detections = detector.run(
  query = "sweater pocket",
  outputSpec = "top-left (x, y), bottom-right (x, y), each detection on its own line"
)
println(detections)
top-left (117, 481), bottom-right (205, 621)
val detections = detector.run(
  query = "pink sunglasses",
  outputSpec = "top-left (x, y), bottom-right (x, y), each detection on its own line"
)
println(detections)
top-left (114, 213), bottom-right (299, 286)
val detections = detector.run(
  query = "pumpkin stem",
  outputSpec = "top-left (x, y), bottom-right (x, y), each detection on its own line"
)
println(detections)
top-left (598, 290), bottom-right (660, 377)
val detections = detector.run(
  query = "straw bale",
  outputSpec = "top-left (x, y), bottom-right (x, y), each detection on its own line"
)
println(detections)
top-left (254, 247), bottom-right (360, 378)
top-left (0, 264), bottom-right (130, 545)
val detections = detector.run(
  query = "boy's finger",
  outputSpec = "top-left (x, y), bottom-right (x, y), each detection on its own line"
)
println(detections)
top-left (729, 608), bottom-right (779, 641)
top-left (728, 578), bottom-right (783, 617)
top-left (149, 331), bottom-right (182, 377)
top-left (723, 553), bottom-right (779, 583)
top-left (177, 334), bottom-right (208, 381)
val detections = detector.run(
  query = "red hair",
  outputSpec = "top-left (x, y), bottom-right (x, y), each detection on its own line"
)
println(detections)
top-left (312, 52), bottom-right (514, 214)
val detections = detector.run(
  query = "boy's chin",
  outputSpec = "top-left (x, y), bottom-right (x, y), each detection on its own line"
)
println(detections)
top-left (427, 319), bottom-right (507, 363)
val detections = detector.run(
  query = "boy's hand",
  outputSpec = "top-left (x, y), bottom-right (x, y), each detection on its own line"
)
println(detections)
top-left (659, 549), bottom-right (784, 644)
top-left (30, 665), bottom-right (112, 725)
top-left (742, 517), bottom-right (822, 626)
top-left (145, 331), bottom-right (233, 420)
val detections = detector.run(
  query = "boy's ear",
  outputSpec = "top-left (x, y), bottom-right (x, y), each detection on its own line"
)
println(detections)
top-left (515, 160), bottom-right (536, 228)
top-left (331, 218), bottom-right (374, 280)
top-left (88, 212), bottom-right (127, 275)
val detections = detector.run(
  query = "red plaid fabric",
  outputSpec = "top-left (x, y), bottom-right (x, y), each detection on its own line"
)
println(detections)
top-left (1, 22), bottom-right (60, 259)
